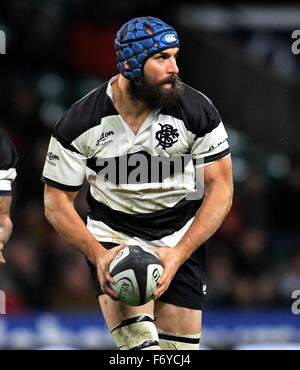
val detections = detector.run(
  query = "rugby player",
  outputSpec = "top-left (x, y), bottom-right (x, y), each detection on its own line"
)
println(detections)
top-left (42, 16), bottom-right (233, 350)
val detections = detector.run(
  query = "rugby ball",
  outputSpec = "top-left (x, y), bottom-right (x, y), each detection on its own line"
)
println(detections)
top-left (109, 245), bottom-right (163, 306)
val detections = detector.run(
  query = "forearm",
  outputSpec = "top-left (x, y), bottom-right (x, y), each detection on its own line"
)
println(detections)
top-left (45, 198), bottom-right (106, 265)
top-left (152, 182), bottom-right (232, 300)
top-left (175, 184), bottom-right (232, 261)
top-left (44, 185), bottom-right (126, 299)
top-left (0, 215), bottom-right (12, 244)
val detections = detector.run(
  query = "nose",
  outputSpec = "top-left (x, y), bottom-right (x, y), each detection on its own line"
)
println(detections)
top-left (167, 57), bottom-right (179, 74)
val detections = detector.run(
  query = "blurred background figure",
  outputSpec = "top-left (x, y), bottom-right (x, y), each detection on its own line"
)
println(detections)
top-left (0, 128), bottom-right (17, 264)
top-left (1, 1), bottom-right (300, 350)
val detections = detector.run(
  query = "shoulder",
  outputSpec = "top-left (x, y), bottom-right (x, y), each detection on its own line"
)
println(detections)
top-left (162, 83), bottom-right (222, 138)
top-left (53, 81), bottom-right (115, 145)
top-left (182, 83), bottom-right (217, 111)
top-left (0, 129), bottom-right (17, 169)
top-left (181, 83), bottom-right (221, 136)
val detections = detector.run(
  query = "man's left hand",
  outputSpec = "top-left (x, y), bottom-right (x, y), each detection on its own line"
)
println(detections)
top-left (149, 246), bottom-right (186, 300)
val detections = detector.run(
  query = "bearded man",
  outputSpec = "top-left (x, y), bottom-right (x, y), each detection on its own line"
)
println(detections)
top-left (42, 16), bottom-right (233, 350)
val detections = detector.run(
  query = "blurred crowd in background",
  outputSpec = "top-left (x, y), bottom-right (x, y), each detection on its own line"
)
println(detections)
top-left (0, 0), bottom-right (300, 314)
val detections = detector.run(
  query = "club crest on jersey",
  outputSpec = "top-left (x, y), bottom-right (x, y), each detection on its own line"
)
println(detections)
top-left (155, 123), bottom-right (179, 150)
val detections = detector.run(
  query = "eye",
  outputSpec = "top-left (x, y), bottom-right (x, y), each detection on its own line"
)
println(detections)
top-left (157, 54), bottom-right (168, 60)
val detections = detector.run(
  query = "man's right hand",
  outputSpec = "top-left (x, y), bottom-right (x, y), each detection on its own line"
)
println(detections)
top-left (96, 244), bottom-right (128, 300)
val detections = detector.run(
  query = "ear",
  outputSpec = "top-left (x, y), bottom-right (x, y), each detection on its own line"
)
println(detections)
top-left (124, 61), bottom-right (130, 70)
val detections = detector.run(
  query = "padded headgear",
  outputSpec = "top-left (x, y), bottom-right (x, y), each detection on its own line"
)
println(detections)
top-left (115, 16), bottom-right (180, 84)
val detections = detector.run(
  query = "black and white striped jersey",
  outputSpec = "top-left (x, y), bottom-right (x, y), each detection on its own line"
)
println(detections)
top-left (42, 76), bottom-right (230, 247)
top-left (0, 129), bottom-right (17, 195)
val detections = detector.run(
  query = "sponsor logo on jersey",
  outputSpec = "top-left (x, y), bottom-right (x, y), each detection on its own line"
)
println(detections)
top-left (208, 138), bottom-right (227, 152)
top-left (97, 130), bottom-right (115, 145)
top-left (47, 152), bottom-right (60, 161)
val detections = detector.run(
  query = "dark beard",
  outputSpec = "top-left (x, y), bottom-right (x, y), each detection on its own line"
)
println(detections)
top-left (127, 74), bottom-right (183, 110)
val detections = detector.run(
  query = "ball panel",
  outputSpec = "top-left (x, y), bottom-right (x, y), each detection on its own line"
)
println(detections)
top-left (109, 245), bottom-right (164, 306)
top-left (110, 269), bottom-right (141, 306)
top-left (109, 246), bottom-right (142, 276)
top-left (134, 255), bottom-right (163, 304)
top-left (109, 247), bottom-right (130, 273)
top-left (145, 264), bottom-right (164, 303)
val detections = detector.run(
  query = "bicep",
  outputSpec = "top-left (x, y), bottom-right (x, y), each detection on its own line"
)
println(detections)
top-left (202, 156), bottom-right (233, 195)
top-left (44, 184), bottom-right (79, 207)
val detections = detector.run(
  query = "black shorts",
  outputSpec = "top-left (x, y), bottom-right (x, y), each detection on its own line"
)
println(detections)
top-left (86, 242), bottom-right (207, 310)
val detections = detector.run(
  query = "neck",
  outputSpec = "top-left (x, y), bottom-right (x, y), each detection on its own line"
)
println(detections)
top-left (112, 75), bottom-right (150, 118)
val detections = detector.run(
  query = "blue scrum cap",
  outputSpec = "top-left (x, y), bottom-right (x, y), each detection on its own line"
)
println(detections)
top-left (115, 16), bottom-right (180, 83)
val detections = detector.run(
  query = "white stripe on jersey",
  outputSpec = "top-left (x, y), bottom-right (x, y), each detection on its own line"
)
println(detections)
top-left (0, 169), bottom-right (17, 191)
top-left (86, 216), bottom-right (195, 248)
top-left (87, 162), bottom-right (197, 214)
top-left (191, 121), bottom-right (229, 164)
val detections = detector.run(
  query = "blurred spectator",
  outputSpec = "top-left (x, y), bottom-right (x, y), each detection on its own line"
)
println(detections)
top-left (279, 248), bottom-right (300, 304)
top-left (6, 237), bottom-right (46, 308)
top-left (239, 170), bottom-right (268, 229)
top-left (267, 165), bottom-right (300, 234)
top-left (231, 228), bottom-right (270, 278)
top-left (48, 253), bottom-right (98, 311)
top-left (206, 250), bottom-right (235, 306)
top-left (231, 277), bottom-right (258, 308)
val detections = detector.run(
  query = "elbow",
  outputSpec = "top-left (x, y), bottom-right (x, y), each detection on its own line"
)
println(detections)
top-left (6, 219), bottom-right (13, 242)
top-left (44, 206), bottom-right (52, 223)
top-left (44, 205), bottom-right (53, 225)
top-left (44, 196), bottom-right (58, 224)
top-left (225, 185), bottom-right (234, 215)
top-left (227, 194), bottom-right (233, 215)
top-left (44, 189), bottom-right (73, 225)
top-left (0, 215), bottom-right (13, 243)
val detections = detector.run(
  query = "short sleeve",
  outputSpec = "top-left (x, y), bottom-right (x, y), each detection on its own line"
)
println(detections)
top-left (191, 121), bottom-right (230, 168)
top-left (0, 130), bottom-right (17, 195)
top-left (42, 136), bottom-right (87, 191)
top-left (41, 109), bottom-right (88, 191)
top-left (179, 85), bottom-right (230, 169)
